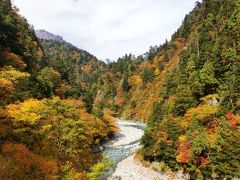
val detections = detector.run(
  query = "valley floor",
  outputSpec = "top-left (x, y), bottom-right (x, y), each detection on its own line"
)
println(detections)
top-left (106, 120), bottom-right (188, 180)
top-left (109, 153), bottom-right (168, 180)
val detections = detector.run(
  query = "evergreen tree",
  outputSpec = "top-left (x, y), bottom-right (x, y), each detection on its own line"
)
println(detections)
top-left (122, 76), bottom-right (130, 92)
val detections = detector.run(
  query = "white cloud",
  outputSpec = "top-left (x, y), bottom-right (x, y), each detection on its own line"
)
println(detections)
top-left (13, 0), bottom-right (198, 60)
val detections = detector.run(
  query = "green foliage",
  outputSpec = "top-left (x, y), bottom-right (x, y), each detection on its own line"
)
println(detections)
top-left (122, 76), bottom-right (131, 92)
top-left (0, 0), bottom-right (42, 71)
top-left (141, 1), bottom-right (240, 179)
top-left (140, 67), bottom-right (154, 85)
top-left (162, 71), bottom-right (177, 98)
top-left (36, 67), bottom-right (61, 97)
top-left (88, 157), bottom-right (112, 180)
top-left (40, 39), bottom-right (96, 83)
top-left (83, 90), bottom-right (94, 113)
top-left (172, 86), bottom-right (197, 116)
top-left (109, 54), bottom-right (138, 75)
top-left (92, 107), bottom-right (104, 118)
top-left (141, 117), bottom-right (181, 169)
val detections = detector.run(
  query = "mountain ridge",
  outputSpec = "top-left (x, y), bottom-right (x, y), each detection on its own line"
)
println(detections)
top-left (35, 29), bottom-right (65, 42)
top-left (0, 0), bottom-right (240, 179)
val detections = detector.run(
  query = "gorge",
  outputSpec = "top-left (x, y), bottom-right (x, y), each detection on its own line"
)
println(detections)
top-left (0, 0), bottom-right (240, 179)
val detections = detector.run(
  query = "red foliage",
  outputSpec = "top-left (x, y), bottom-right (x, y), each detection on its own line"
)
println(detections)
top-left (177, 141), bottom-right (193, 163)
top-left (226, 112), bottom-right (240, 129)
top-left (197, 157), bottom-right (207, 168)
top-left (207, 121), bottom-right (217, 132)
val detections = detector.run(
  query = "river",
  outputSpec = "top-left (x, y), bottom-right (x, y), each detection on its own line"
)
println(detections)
top-left (103, 120), bottom-right (145, 176)
top-left (102, 119), bottom-right (188, 180)
top-left (101, 120), bottom-right (163, 179)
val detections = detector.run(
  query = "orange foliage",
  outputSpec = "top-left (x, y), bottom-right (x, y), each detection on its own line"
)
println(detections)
top-left (169, 40), bottom-right (185, 71)
top-left (0, 78), bottom-right (14, 101)
top-left (0, 78), bottom-right (14, 90)
top-left (0, 143), bottom-right (58, 180)
top-left (115, 87), bottom-right (125, 106)
top-left (197, 157), bottom-right (207, 168)
top-left (176, 137), bottom-right (193, 163)
top-left (1, 50), bottom-right (26, 70)
top-left (196, 168), bottom-right (202, 174)
top-left (226, 112), bottom-right (240, 128)
top-left (103, 115), bottom-right (119, 134)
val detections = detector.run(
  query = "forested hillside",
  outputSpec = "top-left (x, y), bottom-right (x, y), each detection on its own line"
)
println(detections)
top-left (1, 0), bottom-right (240, 179)
top-left (69, 0), bottom-right (239, 179)
top-left (141, 0), bottom-right (240, 178)
top-left (37, 1), bottom-right (240, 178)
top-left (0, 1), bottom-right (117, 179)
top-left (89, 0), bottom-right (240, 179)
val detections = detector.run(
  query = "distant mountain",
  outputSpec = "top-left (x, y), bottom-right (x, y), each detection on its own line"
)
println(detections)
top-left (35, 29), bottom-right (65, 42)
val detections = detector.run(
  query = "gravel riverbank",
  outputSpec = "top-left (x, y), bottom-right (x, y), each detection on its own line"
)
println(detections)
top-left (105, 120), bottom-right (188, 180)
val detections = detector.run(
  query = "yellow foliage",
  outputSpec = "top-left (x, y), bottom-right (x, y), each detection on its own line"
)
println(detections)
top-left (187, 104), bottom-right (217, 121)
top-left (7, 99), bottom-right (43, 125)
top-left (208, 133), bottom-right (218, 144)
top-left (179, 135), bottom-right (187, 143)
top-left (0, 66), bottom-right (30, 82)
top-left (129, 75), bottom-right (142, 87)
top-left (65, 98), bottom-right (85, 109)
top-left (200, 94), bottom-right (219, 107)
top-left (236, 99), bottom-right (240, 108)
top-left (200, 94), bottom-right (219, 102)
top-left (154, 68), bottom-right (160, 76)
top-left (181, 104), bottom-right (217, 130)
top-left (166, 96), bottom-right (176, 107)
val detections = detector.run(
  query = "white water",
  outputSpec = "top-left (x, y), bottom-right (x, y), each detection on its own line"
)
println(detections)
top-left (103, 119), bottom-right (189, 180)
top-left (102, 119), bottom-right (145, 177)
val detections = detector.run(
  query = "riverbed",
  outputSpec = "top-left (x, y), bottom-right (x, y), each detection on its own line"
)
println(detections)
top-left (102, 120), bottom-right (169, 179)
top-left (102, 120), bottom-right (145, 177)
top-left (102, 119), bottom-right (189, 180)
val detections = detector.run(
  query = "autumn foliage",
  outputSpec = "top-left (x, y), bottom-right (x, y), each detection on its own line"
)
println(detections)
top-left (0, 143), bottom-right (58, 180)
top-left (226, 112), bottom-right (240, 129)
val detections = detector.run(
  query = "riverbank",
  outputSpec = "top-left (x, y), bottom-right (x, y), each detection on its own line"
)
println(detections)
top-left (109, 152), bottom-right (190, 180)
top-left (106, 120), bottom-right (145, 147)
top-left (109, 153), bottom-right (167, 180)
top-left (105, 120), bottom-right (189, 180)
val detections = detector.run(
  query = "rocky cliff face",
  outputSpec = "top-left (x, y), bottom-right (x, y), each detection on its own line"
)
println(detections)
top-left (35, 29), bottom-right (65, 42)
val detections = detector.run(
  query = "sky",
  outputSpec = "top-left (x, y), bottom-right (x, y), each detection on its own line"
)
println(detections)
top-left (13, 0), bottom-right (198, 61)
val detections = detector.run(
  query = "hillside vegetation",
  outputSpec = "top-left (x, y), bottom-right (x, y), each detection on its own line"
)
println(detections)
top-left (0, 1), bottom-right (117, 179)
top-left (91, 0), bottom-right (240, 179)
top-left (141, 0), bottom-right (240, 178)
top-left (0, 0), bottom-right (240, 179)
top-left (77, 0), bottom-right (239, 179)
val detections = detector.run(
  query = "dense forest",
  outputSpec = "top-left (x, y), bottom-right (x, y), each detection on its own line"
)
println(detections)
top-left (0, 0), bottom-right (117, 179)
top-left (99, 0), bottom-right (240, 179)
top-left (0, 0), bottom-right (240, 179)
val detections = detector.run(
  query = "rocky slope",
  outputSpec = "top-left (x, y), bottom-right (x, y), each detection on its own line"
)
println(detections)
top-left (35, 29), bottom-right (65, 42)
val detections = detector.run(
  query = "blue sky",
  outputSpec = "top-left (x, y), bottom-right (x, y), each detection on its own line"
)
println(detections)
top-left (13, 0), bottom-right (198, 61)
